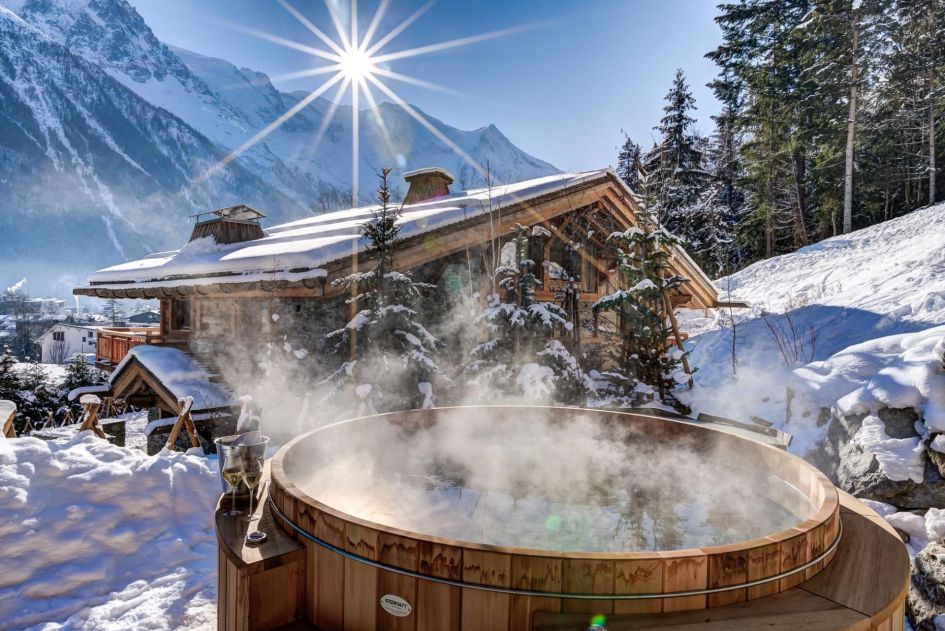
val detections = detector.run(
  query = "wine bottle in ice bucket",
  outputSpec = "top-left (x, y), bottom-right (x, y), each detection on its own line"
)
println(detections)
top-left (214, 395), bottom-right (269, 513)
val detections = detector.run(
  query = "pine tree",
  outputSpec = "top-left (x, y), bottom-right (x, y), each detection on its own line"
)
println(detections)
top-left (708, 0), bottom-right (814, 260)
top-left (645, 68), bottom-right (709, 242)
top-left (616, 134), bottom-right (643, 191)
top-left (16, 361), bottom-right (56, 431)
top-left (324, 168), bottom-right (439, 413)
top-left (61, 353), bottom-right (104, 420)
top-left (592, 170), bottom-right (690, 410)
top-left (0, 346), bottom-right (18, 399)
top-left (693, 105), bottom-right (743, 275)
top-left (467, 224), bottom-right (589, 405)
top-left (103, 299), bottom-right (125, 325)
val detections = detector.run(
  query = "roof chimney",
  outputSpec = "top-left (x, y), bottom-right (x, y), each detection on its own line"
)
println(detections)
top-left (403, 167), bottom-right (454, 204)
top-left (188, 204), bottom-right (266, 244)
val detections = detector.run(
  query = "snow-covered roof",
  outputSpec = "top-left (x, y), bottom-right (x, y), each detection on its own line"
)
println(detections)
top-left (84, 170), bottom-right (614, 288)
top-left (110, 345), bottom-right (235, 411)
top-left (36, 322), bottom-right (105, 338)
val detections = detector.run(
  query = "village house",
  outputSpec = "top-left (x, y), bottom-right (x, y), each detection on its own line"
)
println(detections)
top-left (73, 168), bottom-right (726, 434)
top-left (36, 322), bottom-right (103, 364)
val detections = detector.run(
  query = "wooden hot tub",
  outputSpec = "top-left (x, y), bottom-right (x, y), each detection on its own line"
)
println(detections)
top-left (258, 406), bottom-right (883, 631)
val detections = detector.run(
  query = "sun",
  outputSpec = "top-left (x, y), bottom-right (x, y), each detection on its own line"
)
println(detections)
top-left (338, 46), bottom-right (376, 81)
top-left (202, 0), bottom-right (532, 203)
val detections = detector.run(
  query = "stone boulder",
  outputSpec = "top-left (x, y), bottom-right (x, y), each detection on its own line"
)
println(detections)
top-left (909, 541), bottom-right (945, 630)
top-left (808, 407), bottom-right (945, 509)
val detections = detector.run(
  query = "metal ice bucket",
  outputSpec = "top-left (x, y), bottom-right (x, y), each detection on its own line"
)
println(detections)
top-left (214, 433), bottom-right (270, 496)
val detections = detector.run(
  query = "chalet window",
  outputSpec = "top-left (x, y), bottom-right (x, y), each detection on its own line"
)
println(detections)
top-left (548, 239), bottom-right (598, 294)
top-left (171, 299), bottom-right (191, 331)
top-left (52, 331), bottom-right (65, 342)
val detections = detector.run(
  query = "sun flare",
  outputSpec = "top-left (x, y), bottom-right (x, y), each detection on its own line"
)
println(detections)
top-left (200, 0), bottom-right (530, 202)
top-left (338, 46), bottom-right (376, 81)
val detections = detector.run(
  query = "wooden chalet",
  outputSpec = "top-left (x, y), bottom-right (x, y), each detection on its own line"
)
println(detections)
top-left (74, 168), bottom-right (724, 416)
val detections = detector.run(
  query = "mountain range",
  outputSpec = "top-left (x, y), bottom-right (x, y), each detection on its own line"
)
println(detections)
top-left (0, 0), bottom-right (558, 297)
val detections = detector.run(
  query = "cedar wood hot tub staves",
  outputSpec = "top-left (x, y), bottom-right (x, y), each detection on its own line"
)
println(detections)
top-left (217, 407), bottom-right (910, 631)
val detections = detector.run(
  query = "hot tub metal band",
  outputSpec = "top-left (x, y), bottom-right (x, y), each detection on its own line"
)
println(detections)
top-left (268, 494), bottom-right (843, 600)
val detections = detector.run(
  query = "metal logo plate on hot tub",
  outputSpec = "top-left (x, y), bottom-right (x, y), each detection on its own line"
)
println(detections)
top-left (379, 594), bottom-right (412, 617)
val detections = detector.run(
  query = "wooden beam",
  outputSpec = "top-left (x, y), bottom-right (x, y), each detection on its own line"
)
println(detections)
top-left (77, 396), bottom-right (107, 439)
top-left (165, 396), bottom-right (199, 451)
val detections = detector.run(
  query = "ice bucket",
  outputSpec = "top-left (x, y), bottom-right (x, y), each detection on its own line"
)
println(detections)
top-left (214, 433), bottom-right (270, 496)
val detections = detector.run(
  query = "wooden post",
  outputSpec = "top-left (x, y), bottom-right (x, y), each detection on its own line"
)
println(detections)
top-left (78, 395), bottom-right (107, 439)
top-left (1, 400), bottom-right (16, 438)
top-left (165, 396), bottom-right (199, 451)
top-left (661, 289), bottom-right (694, 388)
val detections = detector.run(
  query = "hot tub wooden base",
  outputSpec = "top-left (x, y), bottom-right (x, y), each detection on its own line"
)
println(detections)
top-left (217, 489), bottom-right (908, 631)
top-left (216, 408), bottom-right (909, 631)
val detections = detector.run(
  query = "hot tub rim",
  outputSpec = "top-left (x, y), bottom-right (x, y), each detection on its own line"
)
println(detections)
top-left (270, 405), bottom-right (840, 561)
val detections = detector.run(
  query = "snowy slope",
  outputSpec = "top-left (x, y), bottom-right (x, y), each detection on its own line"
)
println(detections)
top-left (683, 203), bottom-right (945, 454)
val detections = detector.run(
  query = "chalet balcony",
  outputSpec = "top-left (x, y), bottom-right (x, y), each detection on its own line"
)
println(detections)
top-left (95, 327), bottom-right (189, 369)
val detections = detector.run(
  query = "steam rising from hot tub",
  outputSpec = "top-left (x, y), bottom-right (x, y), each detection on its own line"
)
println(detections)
top-left (289, 408), bottom-right (814, 552)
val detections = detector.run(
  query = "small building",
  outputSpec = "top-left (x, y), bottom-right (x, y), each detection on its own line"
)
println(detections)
top-left (37, 322), bottom-right (103, 363)
top-left (127, 308), bottom-right (161, 325)
top-left (73, 168), bottom-right (726, 430)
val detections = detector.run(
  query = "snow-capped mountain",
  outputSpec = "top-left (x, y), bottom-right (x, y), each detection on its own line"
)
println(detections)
top-left (0, 5), bottom-right (303, 295)
top-left (0, 0), bottom-right (559, 295)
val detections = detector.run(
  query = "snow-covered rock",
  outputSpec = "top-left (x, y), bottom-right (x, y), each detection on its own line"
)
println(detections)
top-left (909, 541), bottom-right (945, 630)
top-left (0, 432), bottom-right (219, 628)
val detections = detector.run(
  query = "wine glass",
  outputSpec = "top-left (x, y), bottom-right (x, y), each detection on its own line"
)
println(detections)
top-left (240, 448), bottom-right (265, 522)
top-left (222, 449), bottom-right (244, 518)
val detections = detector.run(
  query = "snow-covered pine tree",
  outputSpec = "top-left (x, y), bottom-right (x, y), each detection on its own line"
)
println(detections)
top-left (468, 224), bottom-right (590, 405)
top-left (593, 170), bottom-right (690, 411)
top-left (645, 68), bottom-right (709, 243)
top-left (324, 168), bottom-right (439, 414)
top-left (15, 361), bottom-right (56, 431)
top-left (61, 353), bottom-right (104, 419)
top-left (616, 134), bottom-right (643, 192)
top-left (690, 107), bottom-right (743, 276)
top-left (0, 346), bottom-right (18, 399)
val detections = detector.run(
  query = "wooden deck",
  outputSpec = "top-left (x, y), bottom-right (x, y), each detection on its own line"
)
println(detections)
top-left (95, 326), bottom-right (188, 368)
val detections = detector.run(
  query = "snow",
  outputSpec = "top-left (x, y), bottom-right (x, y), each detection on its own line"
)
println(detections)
top-left (853, 415), bottom-right (925, 483)
top-left (84, 171), bottom-right (632, 289)
top-left (0, 432), bottom-right (219, 629)
top-left (516, 363), bottom-right (555, 399)
top-left (111, 346), bottom-right (234, 412)
top-left (67, 384), bottom-right (111, 402)
top-left (683, 203), bottom-right (945, 455)
top-left (0, 400), bottom-right (15, 422)
top-left (13, 362), bottom-right (68, 383)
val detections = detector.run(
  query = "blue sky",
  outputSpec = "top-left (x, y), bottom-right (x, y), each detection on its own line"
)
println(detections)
top-left (130, 0), bottom-right (723, 172)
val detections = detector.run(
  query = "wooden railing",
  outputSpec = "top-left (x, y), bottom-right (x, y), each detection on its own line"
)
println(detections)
top-left (95, 327), bottom-right (189, 366)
